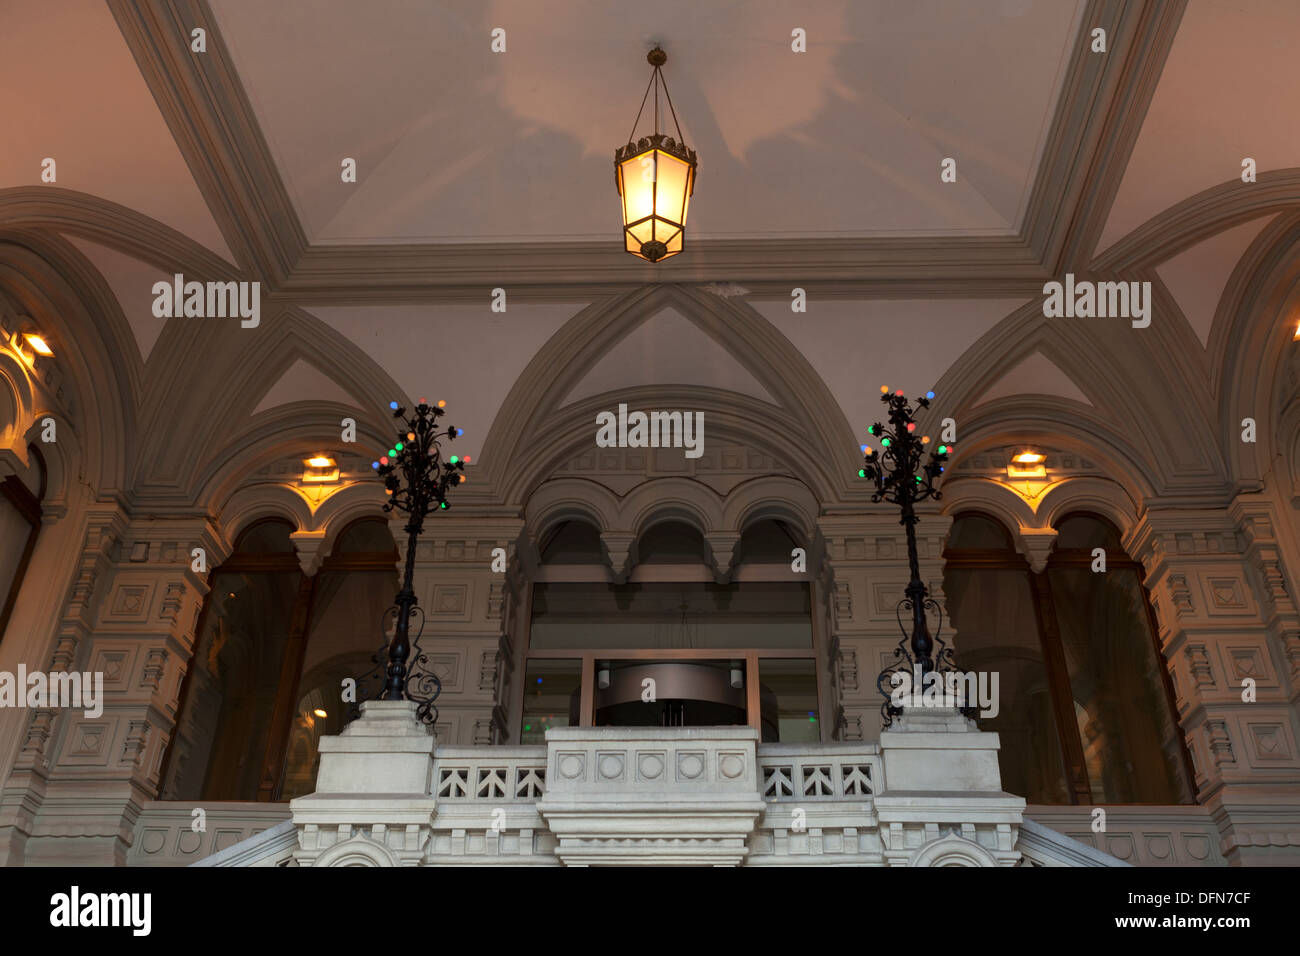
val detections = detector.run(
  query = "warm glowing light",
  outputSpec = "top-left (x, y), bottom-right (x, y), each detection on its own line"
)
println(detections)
top-left (437, 400), bottom-right (446, 408)
top-left (616, 146), bottom-right (696, 262)
top-left (302, 455), bottom-right (340, 485)
top-left (880, 385), bottom-right (889, 394)
top-left (23, 334), bottom-right (53, 356)
top-left (922, 436), bottom-right (930, 444)
top-left (906, 423), bottom-right (916, 432)
top-left (1007, 449), bottom-right (1048, 480)
top-left (313, 708), bottom-right (328, 718)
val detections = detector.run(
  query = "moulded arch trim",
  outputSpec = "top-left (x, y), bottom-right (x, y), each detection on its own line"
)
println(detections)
top-left (491, 387), bottom-right (813, 510)
top-left (1093, 169), bottom-right (1300, 274)
top-left (308, 484), bottom-right (392, 554)
top-left (940, 479), bottom-right (1040, 534)
top-left (721, 476), bottom-right (820, 544)
top-left (19, 413), bottom-right (79, 513)
top-left (621, 477), bottom-right (724, 539)
top-left (218, 483), bottom-right (314, 545)
top-left (950, 406), bottom-right (1159, 506)
top-left (1035, 477), bottom-right (1141, 540)
top-left (479, 284), bottom-right (858, 507)
top-left (909, 833), bottom-right (1000, 867)
top-left (1213, 221), bottom-right (1300, 482)
top-left (193, 403), bottom-right (395, 516)
top-left (311, 835), bottom-right (398, 868)
top-left (525, 478), bottom-right (622, 541)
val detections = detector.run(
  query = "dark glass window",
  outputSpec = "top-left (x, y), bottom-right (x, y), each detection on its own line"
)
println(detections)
top-left (943, 512), bottom-right (1194, 805)
top-left (0, 445), bottom-right (43, 642)
top-left (162, 517), bottom-right (398, 802)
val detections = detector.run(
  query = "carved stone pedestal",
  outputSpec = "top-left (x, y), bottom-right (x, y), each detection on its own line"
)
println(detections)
top-left (875, 707), bottom-right (1026, 866)
top-left (290, 700), bottom-right (436, 867)
top-left (535, 727), bottom-right (766, 866)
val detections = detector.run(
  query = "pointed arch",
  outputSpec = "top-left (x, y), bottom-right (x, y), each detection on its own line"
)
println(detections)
top-left (479, 284), bottom-right (859, 507)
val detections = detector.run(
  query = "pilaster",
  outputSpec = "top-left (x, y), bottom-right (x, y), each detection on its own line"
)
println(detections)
top-left (19, 514), bottom-right (228, 865)
top-left (1128, 504), bottom-right (1300, 865)
top-left (817, 510), bottom-right (953, 744)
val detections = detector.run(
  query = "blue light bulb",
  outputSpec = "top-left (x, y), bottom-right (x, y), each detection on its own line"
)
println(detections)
top-left (925, 390), bottom-right (935, 400)
top-left (389, 401), bottom-right (399, 410)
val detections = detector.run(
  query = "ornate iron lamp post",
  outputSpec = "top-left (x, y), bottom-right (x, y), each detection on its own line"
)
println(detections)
top-left (858, 386), bottom-right (972, 726)
top-left (357, 398), bottom-right (466, 724)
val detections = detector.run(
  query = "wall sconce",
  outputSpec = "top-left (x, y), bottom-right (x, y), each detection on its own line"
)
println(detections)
top-left (22, 333), bottom-right (53, 358)
top-left (302, 455), bottom-right (339, 484)
top-left (1007, 450), bottom-right (1047, 479)
top-left (597, 666), bottom-right (611, 690)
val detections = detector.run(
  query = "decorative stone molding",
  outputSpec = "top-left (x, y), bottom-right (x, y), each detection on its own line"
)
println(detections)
top-left (1016, 527), bottom-right (1058, 573)
top-left (290, 701), bottom-right (437, 867)
top-left (289, 530), bottom-right (327, 576)
top-left (535, 727), bottom-right (767, 866)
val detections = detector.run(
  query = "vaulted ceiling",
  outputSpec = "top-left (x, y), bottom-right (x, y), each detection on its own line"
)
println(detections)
top-left (3, 0), bottom-right (1300, 508)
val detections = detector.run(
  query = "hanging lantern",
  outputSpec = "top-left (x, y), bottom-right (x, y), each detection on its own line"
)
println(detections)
top-left (614, 47), bottom-right (697, 263)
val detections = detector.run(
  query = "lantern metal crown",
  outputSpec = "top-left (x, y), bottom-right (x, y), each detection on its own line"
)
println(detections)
top-left (614, 46), bottom-right (697, 263)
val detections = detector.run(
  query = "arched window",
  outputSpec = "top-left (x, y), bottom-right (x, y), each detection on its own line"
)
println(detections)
top-left (161, 517), bottom-right (398, 802)
top-left (0, 444), bottom-right (44, 641)
top-left (943, 512), bottom-right (1072, 804)
top-left (1044, 513), bottom-right (1193, 804)
top-left (522, 516), bottom-right (820, 745)
top-left (943, 511), bottom-right (1195, 805)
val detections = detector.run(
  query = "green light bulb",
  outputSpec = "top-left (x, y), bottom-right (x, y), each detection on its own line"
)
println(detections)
top-left (440, 501), bottom-right (447, 509)
top-left (449, 455), bottom-right (459, 464)
top-left (395, 442), bottom-right (403, 451)
top-left (881, 437), bottom-right (891, 447)
top-left (388, 449), bottom-right (396, 457)
top-left (938, 445), bottom-right (947, 454)
top-left (858, 469), bottom-right (866, 478)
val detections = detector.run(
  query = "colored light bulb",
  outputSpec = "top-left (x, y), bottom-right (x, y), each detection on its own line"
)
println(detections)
top-left (922, 436), bottom-right (930, 444)
top-left (440, 501), bottom-right (447, 509)
top-left (880, 385), bottom-right (889, 394)
top-left (438, 400), bottom-right (446, 408)
top-left (907, 423), bottom-right (916, 432)
top-left (419, 397), bottom-right (427, 405)
top-left (389, 401), bottom-right (398, 410)
top-left (895, 389), bottom-right (904, 396)
top-left (456, 428), bottom-right (464, 436)
top-left (463, 455), bottom-right (471, 463)
top-left (926, 390), bottom-right (935, 400)
top-left (857, 469), bottom-right (866, 478)
top-left (395, 442), bottom-right (403, 451)
top-left (881, 437), bottom-right (891, 447)
top-left (449, 455), bottom-right (459, 464)
top-left (371, 461), bottom-right (379, 470)
top-left (388, 448), bottom-right (396, 457)
top-left (380, 456), bottom-right (389, 465)
top-left (407, 432), bottom-right (415, 441)
top-left (459, 475), bottom-right (466, 483)
top-left (937, 445), bottom-right (947, 454)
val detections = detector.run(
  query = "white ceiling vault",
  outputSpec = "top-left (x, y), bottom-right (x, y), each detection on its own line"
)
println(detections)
top-left (210, 0), bottom-right (1084, 243)
top-left (2, 0), bottom-right (1300, 502)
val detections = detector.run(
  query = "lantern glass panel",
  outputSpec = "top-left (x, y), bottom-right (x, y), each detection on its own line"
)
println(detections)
top-left (652, 149), bottom-right (690, 225)
top-left (618, 152), bottom-right (656, 226)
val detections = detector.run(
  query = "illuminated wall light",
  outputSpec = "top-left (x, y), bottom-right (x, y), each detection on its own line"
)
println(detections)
top-left (1007, 449), bottom-right (1047, 479)
top-left (313, 708), bottom-right (328, 718)
top-left (302, 454), bottom-right (340, 484)
top-left (23, 333), bottom-right (54, 357)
